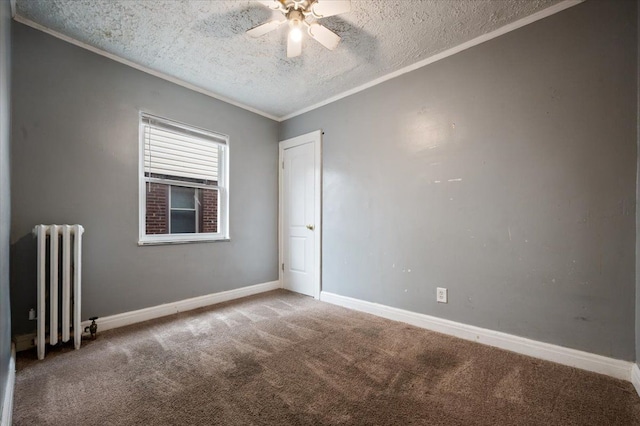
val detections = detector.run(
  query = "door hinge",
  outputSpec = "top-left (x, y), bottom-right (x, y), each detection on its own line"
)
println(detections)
top-left (282, 263), bottom-right (284, 271)
top-left (282, 161), bottom-right (285, 169)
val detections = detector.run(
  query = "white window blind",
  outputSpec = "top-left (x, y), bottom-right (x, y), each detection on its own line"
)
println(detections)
top-left (142, 114), bottom-right (226, 183)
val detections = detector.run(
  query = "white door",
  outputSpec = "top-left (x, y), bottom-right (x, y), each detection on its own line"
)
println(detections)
top-left (280, 131), bottom-right (321, 298)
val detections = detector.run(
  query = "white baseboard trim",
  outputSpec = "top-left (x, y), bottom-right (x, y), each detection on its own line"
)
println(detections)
top-left (320, 291), bottom-right (633, 382)
top-left (81, 281), bottom-right (281, 333)
top-left (632, 364), bottom-right (640, 397)
top-left (1, 344), bottom-right (15, 426)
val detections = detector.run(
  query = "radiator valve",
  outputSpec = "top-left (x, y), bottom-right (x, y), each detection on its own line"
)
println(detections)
top-left (85, 317), bottom-right (98, 339)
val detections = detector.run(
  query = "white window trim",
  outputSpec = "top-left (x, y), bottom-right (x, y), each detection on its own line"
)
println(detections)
top-left (138, 112), bottom-right (230, 245)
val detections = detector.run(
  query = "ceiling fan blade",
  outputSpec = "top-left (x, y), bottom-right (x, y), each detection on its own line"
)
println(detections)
top-left (247, 19), bottom-right (285, 38)
top-left (287, 35), bottom-right (302, 58)
top-left (256, 0), bottom-right (285, 10)
top-left (311, 0), bottom-right (351, 18)
top-left (307, 22), bottom-right (340, 50)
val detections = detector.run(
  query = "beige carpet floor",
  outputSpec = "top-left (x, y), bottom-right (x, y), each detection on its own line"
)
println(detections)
top-left (13, 290), bottom-right (640, 425)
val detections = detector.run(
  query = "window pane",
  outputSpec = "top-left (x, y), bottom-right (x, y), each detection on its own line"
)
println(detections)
top-left (171, 210), bottom-right (196, 233)
top-left (145, 183), bottom-right (220, 236)
top-left (171, 186), bottom-right (195, 209)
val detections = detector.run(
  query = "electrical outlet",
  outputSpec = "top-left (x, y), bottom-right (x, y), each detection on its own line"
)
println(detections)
top-left (436, 287), bottom-right (448, 303)
top-left (28, 308), bottom-right (36, 320)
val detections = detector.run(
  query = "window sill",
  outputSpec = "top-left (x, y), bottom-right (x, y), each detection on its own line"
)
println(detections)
top-left (138, 238), bottom-right (231, 246)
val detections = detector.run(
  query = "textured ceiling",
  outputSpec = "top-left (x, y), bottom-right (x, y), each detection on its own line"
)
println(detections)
top-left (15, 0), bottom-right (564, 119)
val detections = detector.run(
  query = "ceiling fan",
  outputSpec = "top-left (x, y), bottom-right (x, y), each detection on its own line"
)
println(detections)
top-left (247, 0), bottom-right (351, 58)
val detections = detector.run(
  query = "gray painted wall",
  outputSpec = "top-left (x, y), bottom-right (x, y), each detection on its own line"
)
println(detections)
top-left (281, 0), bottom-right (638, 360)
top-left (0, 0), bottom-right (12, 415)
top-left (636, 0), bottom-right (640, 368)
top-left (11, 23), bottom-right (279, 335)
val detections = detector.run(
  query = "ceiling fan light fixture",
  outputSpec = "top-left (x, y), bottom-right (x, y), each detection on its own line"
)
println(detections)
top-left (249, 0), bottom-right (351, 56)
top-left (289, 20), bottom-right (303, 42)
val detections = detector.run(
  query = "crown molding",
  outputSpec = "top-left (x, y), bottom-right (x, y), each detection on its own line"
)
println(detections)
top-left (11, 15), bottom-right (280, 122)
top-left (13, 0), bottom-right (584, 123)
top-left (279, 0), bottom-right (585, 121)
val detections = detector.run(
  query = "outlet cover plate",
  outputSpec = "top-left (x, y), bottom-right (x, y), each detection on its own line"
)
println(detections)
top-left (437, 287), bottom-right (448, 303)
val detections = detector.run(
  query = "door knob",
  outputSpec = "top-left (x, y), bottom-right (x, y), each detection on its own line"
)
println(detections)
top-left (306, 224), bottom-right (315, 231)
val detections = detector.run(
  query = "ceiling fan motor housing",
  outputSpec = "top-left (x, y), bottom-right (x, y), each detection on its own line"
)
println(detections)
top-left (285, 1), bottom-right (315, 13)
top-left (286, 9), bottom-right (305, 24)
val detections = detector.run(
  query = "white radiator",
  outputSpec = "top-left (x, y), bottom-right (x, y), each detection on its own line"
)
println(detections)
top-left (32, 224), bottom-right (85, 360)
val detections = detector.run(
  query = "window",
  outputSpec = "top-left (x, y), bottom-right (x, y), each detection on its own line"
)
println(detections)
top-left (139, 113), bottom-right (229, 244)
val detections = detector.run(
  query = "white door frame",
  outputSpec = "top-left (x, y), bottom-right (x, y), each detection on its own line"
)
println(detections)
top-left (278, 130), bottom-right (322, 299)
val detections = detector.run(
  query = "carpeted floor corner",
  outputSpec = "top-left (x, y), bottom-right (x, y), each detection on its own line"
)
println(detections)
top-left (13, 290), bottom-right (640, 425)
